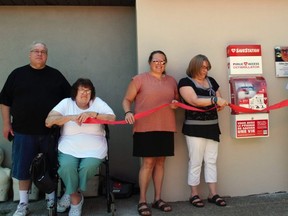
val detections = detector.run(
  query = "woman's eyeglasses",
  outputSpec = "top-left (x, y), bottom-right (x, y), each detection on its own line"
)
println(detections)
top-left (78, 89), bottom-right (91, 94)
top-left (152, 59), bottom-right (166, 65)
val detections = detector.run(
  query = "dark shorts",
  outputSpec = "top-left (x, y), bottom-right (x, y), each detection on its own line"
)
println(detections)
top-left (12, 132), bottom-right (57, 180)
top-left (133, 131), bottom-right (174, 157)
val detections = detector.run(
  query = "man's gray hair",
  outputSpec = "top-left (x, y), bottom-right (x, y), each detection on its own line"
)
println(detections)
top-left (29, 41), bottom-right (48, 53)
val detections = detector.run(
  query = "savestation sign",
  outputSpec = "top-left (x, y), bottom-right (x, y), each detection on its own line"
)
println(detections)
top-left (227, 44), bottom-right (262, 75)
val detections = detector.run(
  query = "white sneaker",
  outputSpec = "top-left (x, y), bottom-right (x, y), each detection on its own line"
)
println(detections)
top-left (46, 199), bottom-right (55, 210)
top-left (68, 194), bottom-right (84, 216)
top-left (57, 194), bottom-right (71, 213)
top-left (13, 203), bottom-right (30, 216)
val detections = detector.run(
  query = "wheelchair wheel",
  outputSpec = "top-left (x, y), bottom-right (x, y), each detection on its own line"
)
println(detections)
top-left (110, 203), bottom-right (116, 216)
top-left (108, 191), bottom-right (116, 215)
top-left (48, 207), bottom-right (56, 216)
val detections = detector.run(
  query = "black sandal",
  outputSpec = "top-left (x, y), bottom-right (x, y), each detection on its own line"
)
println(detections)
top-left (208, 194), bottom-right (227, 207)
top-left (189, 195), bottom-right (204, 207)
top-left (152, 199), bottom-right (172, 212)
top-left (138, 202), bottom-right (152, 216)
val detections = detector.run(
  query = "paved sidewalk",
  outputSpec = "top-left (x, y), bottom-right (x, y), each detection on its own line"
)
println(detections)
top-left (0, 191), bottom-right (287, 216)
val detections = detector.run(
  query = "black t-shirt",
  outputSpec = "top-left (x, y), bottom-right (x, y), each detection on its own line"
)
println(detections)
top-left (178, 76), bottom-right (221, 142)
top-left (0, 64), bottom-right (71, 134)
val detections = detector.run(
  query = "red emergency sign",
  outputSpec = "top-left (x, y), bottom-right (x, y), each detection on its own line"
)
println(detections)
top-left (236, 119), bottom-right (269, 137)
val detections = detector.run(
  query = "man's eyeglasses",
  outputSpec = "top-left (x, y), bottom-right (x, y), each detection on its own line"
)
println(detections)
top-left (30, 50), bottom-right (47, 55)
top-left (152, 59), bottom-right (166, 65)
top-left (78, 89), bottom-right (91, 94)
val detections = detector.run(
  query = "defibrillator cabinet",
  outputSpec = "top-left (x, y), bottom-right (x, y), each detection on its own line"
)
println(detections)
top-left (227, 45), bottom-right (269, 139)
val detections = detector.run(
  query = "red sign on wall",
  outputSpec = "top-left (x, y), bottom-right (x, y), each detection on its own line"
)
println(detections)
top-left (227, 44), bottom-right (263, 75)
top-left (236, 119), bottom-right (269, 137)
top-left (227, 45), bottom-right (262, 57)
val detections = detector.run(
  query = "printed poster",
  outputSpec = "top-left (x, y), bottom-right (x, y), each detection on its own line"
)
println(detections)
top-left (275, 46), bottom-right (288, 77)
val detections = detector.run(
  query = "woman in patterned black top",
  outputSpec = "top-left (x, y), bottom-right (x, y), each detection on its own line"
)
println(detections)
top-left (178, 54), bottom-right (228, 208)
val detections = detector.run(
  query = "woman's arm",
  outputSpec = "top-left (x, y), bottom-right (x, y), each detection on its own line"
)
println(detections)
top-left (179, 86), bottom-right (228, 107)
top-left (179, 86), bottom-right (213, 107)
top-left (215, 88), bottom-right (227, 111)
top-left (122, 81), bottom-right (137, 124)
top-left (79, 112), bottom-right (116, 122)
top-left (45, 110), bottom-right (76, 128)
top-left (95, 113), bottom-right (116, 121)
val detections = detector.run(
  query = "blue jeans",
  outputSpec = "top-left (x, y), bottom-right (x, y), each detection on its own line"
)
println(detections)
top-left (12, 132), bottom-right (55, 180)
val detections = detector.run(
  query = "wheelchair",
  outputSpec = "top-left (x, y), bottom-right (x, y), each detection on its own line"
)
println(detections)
top-left (46, 124), bottom-right (115, 216)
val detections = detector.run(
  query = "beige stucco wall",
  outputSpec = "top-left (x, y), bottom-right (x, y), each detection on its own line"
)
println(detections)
top-left (136, 0), bottom-right (288, 201)
top-left (0, 1), bottom-right (288, 203)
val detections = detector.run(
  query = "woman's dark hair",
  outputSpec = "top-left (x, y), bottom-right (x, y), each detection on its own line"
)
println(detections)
top-left (71, 78), bottom-right (96, 101)
top-left (148, 50), bottom-right (167, 63)
top-left (186, 54), bottom-right (211, 78)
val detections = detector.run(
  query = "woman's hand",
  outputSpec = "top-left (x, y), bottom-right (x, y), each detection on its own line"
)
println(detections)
top-left (217, 106), bottom-right (225, 111)
top-left (125, 112), bottom-right (135, 124)
top-left (216, 97), bottom-right (228, 107)
top-left (170, 100), bottom-right (179, 109)
top-left (216, 97), bottom-right (229, 111)
top-left (75, 112), bottom-right (91, 125)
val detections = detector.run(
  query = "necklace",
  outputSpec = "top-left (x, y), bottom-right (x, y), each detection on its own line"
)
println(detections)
top-left (194, 78), bottom-right (209, 89)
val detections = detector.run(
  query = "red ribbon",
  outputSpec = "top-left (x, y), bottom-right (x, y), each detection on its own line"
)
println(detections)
top-left (229, 99), bottom-right (288, 113)
top-left (84, 99), bottom-right (288, 125)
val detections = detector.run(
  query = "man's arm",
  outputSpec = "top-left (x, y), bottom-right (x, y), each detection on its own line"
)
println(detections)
top-left (1, 104), bottom-right (13, 139)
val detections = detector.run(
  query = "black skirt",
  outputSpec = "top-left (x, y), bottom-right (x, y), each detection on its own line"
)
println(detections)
top-left (133, 131), bottom-right (174, 157)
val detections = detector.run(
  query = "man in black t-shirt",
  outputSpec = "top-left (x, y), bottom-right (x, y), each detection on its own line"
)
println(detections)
top-left (0, 41), bottom-right (71, 216)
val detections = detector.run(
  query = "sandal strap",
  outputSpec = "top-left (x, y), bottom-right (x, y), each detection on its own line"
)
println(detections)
top-left (189, 195), bottom-right (204, 207)
top-left (153, 199), bottom-right (171, 211)
top-left (212, 194), bottom-right (226, 203)
top-left (138, 202), bottom-right (148, 208)
top-left (211, 194), bottom-right (221, 201)
top-left (190, 195), bottom-right (201, 202)
top-left (138, 202), bottom-right (151, 215)
top-left (210, 194), bottom-right (226, 206)
top-left (153, 199), bottom-right (163, 207)
top-left (191, 199), bottom-right (203, 204)
top-left (138, 208), bottom-right (151, 214)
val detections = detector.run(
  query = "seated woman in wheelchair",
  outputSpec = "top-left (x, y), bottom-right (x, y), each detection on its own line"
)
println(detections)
top-left (45, 78), bottom-right (116, 216)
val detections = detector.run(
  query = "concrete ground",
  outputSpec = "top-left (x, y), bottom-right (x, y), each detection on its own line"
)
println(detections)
top-left (0, 191), bottom-right (288, 216)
